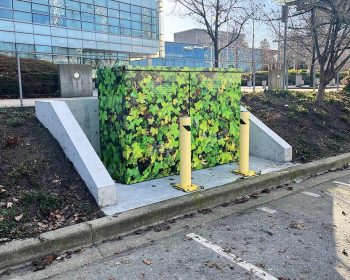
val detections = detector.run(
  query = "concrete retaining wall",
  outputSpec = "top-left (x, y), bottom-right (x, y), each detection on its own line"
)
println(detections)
top-left (243, 106), bottom-right (292, 162)
top-left (65, 98), bottom-right (101, 155)
top-left (35, 100), bottom-right (116, 207)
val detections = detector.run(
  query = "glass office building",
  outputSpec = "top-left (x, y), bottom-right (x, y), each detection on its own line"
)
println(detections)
top-left (0, 0), bottom-right (161, 65)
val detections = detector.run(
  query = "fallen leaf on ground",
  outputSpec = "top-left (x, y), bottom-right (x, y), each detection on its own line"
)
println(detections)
top-left (37, 222), bottom-right (48, 228)
top-left (143, 259), bottom-right (152, 265)
top-left (287, 186), bottom-right (293, 191)
top-left (204, 261), bottom-right (223, 271)
top-left (289, 221), bottom-right (305, 230)
top-left (342, 211), bottom-right (347, 216)
top-left (342, 249), bottom-right (348, 257)
top-left (6, 202), bottom-right (13, 208)
top-left (15, 214), bottom-right (23, 221)
top-left (12, 197), bottom-right (18, 202)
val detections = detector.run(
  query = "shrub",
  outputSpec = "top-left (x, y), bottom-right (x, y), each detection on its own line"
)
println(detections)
top-left (0, 55), bottom-right (59, 98)
top-left (342, 71), bottom-right (350, 94)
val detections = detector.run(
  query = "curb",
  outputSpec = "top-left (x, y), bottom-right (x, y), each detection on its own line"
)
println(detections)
top-left (1, 153), bottom-right (350, 271)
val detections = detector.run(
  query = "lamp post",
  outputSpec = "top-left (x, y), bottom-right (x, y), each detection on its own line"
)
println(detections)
top-left (274, 0), bottom-right (297, 90)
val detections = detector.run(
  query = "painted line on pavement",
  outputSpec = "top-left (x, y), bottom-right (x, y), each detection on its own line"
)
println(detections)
top-left (302, 191), bottom-right (320, 198)
top-left (257, 207), bottom-right (277, 214)
top-left (187, 233), bottom-right (278, 280)
top-left (325, 191), bottom-right (350, 206)
top-left (333, 181), bottom-right (350, 187)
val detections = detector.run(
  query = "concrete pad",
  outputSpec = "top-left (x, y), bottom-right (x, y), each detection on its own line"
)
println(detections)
top-left (102, 157), bottom-right (295, 215)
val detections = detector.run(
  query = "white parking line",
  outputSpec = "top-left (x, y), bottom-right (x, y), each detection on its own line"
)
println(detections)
top-left (187, 233), bottom-right (278, 280)
top-left (333, 181), bottom-right (350, 187)
top-left (325, 191), bottom-right (350, 206)
top-left (257, 207), bottom-right (277, 214)
top-left (302, 191), bottom-right (320, 198)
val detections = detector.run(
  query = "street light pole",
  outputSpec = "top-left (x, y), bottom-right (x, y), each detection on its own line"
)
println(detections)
top-left (282, 5), bottom-right (288, 91)
top-left (252, 12), bottom-right (256, 94)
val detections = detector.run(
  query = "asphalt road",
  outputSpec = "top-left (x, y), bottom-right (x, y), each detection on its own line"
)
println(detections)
top-left (4, 170), bottom-right (350, 280)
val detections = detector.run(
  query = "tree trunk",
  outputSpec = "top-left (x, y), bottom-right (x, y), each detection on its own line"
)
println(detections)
top-left (310, 43), bottom-right (316, 88)
top-left (316, 82), bottom-right (326, 103)
top-left (214, 45), bottom-right (219, 68)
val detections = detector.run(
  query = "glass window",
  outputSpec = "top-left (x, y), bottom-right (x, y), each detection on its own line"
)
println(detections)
top-left (81, 12), bottom-right (93, 21)
top-left (0, 0), bottom-right (11, 8)
top-left (108, 0), bottom-right (118, 9)
top-left (120, 19), bottom-right (131, 28)
top-left (120, 11), bottom-right (130, 20)
top-left (108, 8), bottom-right (118, 18)
top-left (95, 24), bottom-right (108, 32)
top-left (142, 7), bottom-right (151, 16)
top-left (132, 29), bottom-right (141, 37)
top-left (132, 21), bottom-right (141, 30)
top-left (94, 0), bottom-right (106, 7)
top-left (82, 21), bottom-right (94, 31)
top-left (52, 46), bottom-right (67, 53)
top-left (143, 23), bottom-right (151, 31)
top-left (65, 0), bottom-right (80, 10)
top-left (0, 42), bottom-right (14, 52)
top-left (95, 6), bottom-right (107, 16)
top-left (0, 8), bottom-right (12, 19)
top-left (81, 3), bottom-right (94, 13)
top-left (13, 11), bottom-right (32, 21)
top-left (131, 5), bottom-right (141, 14)
top-left (36, 45), bottom-right (52, 53)
top-left (33, 0), bottom-right (48, 4)
top-left (32, 4), bottom-right (49, 14)
top-left (13, 0), bottom-right (31, 11)
top-left (49, 0), bottom-right (64, 7)
top-left (151, 9), bottom-right (156, 17)
top-left (95, 14), bottom-right (107, 24)
top-left (50, 15), bottom-right (65, 25)
top-left (110, 25), bottom-right (119, 34)
top-left (142, 15), bottom-right (151, 24)
top-left (66, 18), bottom-right (81, 29)
top-left (120, 3), bottom-right (130, 12)
top-left (50, 7), bottom-right (65, 16)
top-left (131, 13), bottom-right (141, 22)
top-left (16, 43), bottom-right (35, 52)
top-left (121, 28), bottom-right (131, 36)
top-left (108, 16), bottom-right (118, 26)
top-left (66, 9), bottom-right (80, 20)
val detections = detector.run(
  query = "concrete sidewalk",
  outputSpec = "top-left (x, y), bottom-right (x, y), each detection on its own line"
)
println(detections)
top-left (242, 85), bottom-right (341, 93)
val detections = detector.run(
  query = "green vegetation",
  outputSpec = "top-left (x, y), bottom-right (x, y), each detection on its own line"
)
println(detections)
top-left (0, 55), bottom-right (59, 98)
top-left (98, 66), bottom-right (241, 184)
top-left (21, 191), bottom-right (62, 217)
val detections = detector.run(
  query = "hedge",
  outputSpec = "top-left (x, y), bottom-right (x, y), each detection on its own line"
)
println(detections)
top-left (0, 55), bottom-right (59, 98)
top-left (98, 66), bottom-right (241, 184)
top-left (241, 70), bottom-right (348, 86)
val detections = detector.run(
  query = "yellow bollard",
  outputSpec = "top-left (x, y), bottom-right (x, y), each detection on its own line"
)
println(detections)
top-left (235, 111), bottom-right (256, 177)
top-left (175, 116), bottom-right (199, 192)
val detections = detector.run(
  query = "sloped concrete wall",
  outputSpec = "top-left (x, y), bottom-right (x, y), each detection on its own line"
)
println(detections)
top-left (35, 100), bottom-right (116, 207)
top-left (242, 106), bottom-right (292, 162)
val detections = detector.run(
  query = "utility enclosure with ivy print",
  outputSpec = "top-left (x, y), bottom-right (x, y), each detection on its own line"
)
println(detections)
top-left (98, 66), bottom-right (241, 184)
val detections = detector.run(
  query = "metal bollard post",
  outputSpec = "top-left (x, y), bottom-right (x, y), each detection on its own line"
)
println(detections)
top-left (175, 116), bottom-right (199, 192)
top-left (235, 111), bottom-right (256, 177)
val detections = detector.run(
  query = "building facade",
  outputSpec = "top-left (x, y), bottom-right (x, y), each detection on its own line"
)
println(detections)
top-left (0, 0), bottom-right (162, 66)
top-left (131, 41), bottom-right (212, 67)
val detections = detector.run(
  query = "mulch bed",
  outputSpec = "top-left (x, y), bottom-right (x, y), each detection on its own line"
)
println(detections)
top-left (242, 90), bottom-right (350, 162)
top-left (0, 107), bottom-right (104, 242)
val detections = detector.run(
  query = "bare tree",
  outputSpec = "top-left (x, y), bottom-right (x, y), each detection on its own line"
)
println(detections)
top-left (292, 0), bottom-right (350, 102)
top-left (259, 39), bottom-right (271, 70)
top-left (173, 0), bottom-right (252, 67)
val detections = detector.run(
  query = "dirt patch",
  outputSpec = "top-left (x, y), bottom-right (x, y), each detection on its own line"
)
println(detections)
top-left (0, 107), bottom-right (104, 241)
top-left (242, 90), bottom-right (350, 162)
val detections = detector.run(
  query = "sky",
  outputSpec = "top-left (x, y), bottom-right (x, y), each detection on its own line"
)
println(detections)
top-left (163, 0), bottom-right (280, 48)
